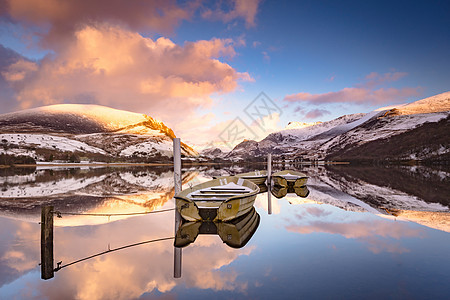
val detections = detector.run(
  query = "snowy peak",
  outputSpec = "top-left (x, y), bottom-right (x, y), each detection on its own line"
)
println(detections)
top-left (285, 121), bottom-right (322, 130)
top-left (1, 104), bottom-right (177, 138)
top-left (396, 91), bottom-right (450, 115)
top-left (279, 113), bottom-right (366, 140)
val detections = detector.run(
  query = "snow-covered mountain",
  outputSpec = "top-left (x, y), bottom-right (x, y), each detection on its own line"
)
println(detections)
top-left (0, 104), bottom-right (197, 162)
top-left (226, 91), bottom-right (450, 162)
top-left (199, 147), bottom-right (227, 159)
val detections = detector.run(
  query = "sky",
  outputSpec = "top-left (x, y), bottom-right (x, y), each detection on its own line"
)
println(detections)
top-left (0, 0), bottom-right (449, 150)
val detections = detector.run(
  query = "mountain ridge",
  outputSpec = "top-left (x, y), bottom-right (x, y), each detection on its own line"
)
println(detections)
top-left (0, 104), bottom-right (197, 162)
top-left (225, 91), bottom-right (450, 162)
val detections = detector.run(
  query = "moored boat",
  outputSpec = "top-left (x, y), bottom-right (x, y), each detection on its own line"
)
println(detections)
top-left (236, 170), bottom-right (268, 185)
top-left (272, 170), bottom-right (308, 187)
top-left (214, 170), bottom-right (268, 185)
top-left (175, 176), bottom-right (259, 222)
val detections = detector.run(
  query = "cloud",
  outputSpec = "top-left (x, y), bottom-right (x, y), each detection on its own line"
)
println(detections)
top-left (1, 25), bottom-right (252, 124)
top-left (252, 41), bottom-right (261, 48)
top-left (326, 75), bottom-right (335, 82)
top-left (201, 0), bottom-right (261, 27)
top-left (304, 109), bottom-right (330, 119)
top-left (362, 71), bottom-right (407, 89)
top-left (0, 45), bottom-right (26, 113)
top-left (262, 51), bottom-right (270, 62)
top-left (2, 0), bottom-right (197, 47)
top-left (284, 71), bottom-right (421, 105)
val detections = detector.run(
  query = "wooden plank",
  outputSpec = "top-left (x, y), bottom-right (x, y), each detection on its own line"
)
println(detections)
top-left (199, 190), bottom-right (249, 194)
top-left (210, 187), bottom-right (247, 190)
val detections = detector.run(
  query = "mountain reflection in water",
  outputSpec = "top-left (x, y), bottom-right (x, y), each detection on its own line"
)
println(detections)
top-left (0, 164), bottom-right (448, 299)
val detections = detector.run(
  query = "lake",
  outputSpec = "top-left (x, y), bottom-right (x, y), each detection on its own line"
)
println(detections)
top-left (0, 164), bottom-right (449, 299)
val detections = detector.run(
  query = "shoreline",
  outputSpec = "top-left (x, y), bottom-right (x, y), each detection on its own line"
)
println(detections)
top-left (0, 161), bottom-right (352, 168)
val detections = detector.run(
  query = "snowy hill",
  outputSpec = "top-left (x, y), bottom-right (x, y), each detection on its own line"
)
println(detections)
top-left (0, 104), bottom-right (197, 163)
top-left (226, 91), bottom-right (450, 162)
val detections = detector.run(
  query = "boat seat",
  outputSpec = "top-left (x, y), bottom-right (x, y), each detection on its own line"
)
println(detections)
top-left (199, 190), bottom-right (249, 194)
top-left (191, 193), bottom-right (243, 197)
top-left (189, 197), bottom-right (228, 201)
top-left (209, 187), bottom-right (247, 191)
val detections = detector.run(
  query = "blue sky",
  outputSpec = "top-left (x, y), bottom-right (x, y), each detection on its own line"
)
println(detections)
top-left (0, 0), bottom-right (449, 146)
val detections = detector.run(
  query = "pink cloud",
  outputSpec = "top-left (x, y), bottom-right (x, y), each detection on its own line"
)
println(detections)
top-left (326, 75), bottom-right (336, 82)
top-left (361, 71), bottom-right (408, 89)
top-left (285, 87), bottom-right (421, 105)
top-left (4, 0), bottom-right (197, 47)
top-left (2, 25), bottom-right (252, 124)
top-left (284, 71), bottom-right (421, 105)
top-left (3, 0), bottom-right (262, 48)
top-left (304, 109), bottom-right (330, 119)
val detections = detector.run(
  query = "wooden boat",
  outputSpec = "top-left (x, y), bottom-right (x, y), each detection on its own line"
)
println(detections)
top-left (271, 184), bottom-right (310, 199)
top-left (175, 176), bottom-right (259, 222)
top-left (174, 207), bottom-right (260, 248)
top-left (271, 170), bottom-right (308, 187)
top-left (214, 170), bottom-right (268, 185)
top-left (236, 170), bottom-right (268, 185)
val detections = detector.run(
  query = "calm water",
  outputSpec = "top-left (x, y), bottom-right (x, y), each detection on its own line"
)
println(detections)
top-left (0, 164), bottom-right (449, 299)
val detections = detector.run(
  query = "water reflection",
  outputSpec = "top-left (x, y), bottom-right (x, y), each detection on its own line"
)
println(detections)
top-left (0, 167), bottom-right (196, 226)
top-left (175, 207), bottom-right (260, 248)
top-left (271, 184), bottom-right (310, 199)
top-left (0, 165), bottom-right (448, 299)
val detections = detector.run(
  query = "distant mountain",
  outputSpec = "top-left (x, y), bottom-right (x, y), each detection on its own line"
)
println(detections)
top-left (200, 147), bottom-right (227, 159)
top-left (0, 104), bottom-right (197, 163)
top-left (226, 92), bottom-right (450, 162)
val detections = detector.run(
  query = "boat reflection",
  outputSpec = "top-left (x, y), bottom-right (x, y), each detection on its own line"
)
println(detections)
top-left (271, 184), bottom-right (310, 199)
top-left (175, 207), bottom-right (260, 249)
top-left (257, 183), bottom-right (268, 193)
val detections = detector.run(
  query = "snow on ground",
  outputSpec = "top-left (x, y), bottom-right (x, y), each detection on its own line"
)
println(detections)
top-left (0, 133), bottom-right (106, 154)
top-left (280, 113), bottom-right (365, 140)
top-left (32, 104), bottom-right (149, 130)
top-left (0, 175), bottom-right (107, 198)
top-left (321, 111), bottom-right (449, 151)
top-left (0, 147), bottom-right (36, 157)
top-left (285, 121), bottom-right (322, 130)
top-left (397, 91), bottom-right (450, 115)
top-left (120, 140), bottom-right (172, 157)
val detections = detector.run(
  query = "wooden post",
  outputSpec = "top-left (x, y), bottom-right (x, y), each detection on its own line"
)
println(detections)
top-left (267, 153), bottom-right (272, 214)
top-left (41, 206), bottom-right (54, 280)
top-left (173, 138), bottom-right (182, 278)
top-left (267, 186), bottom-right (272, 215)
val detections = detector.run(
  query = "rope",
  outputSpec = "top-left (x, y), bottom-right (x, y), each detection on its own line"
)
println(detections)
top-left (54, 236), bottom-right (174, 272)
top-left (52, 208), bottom-right (175, 218)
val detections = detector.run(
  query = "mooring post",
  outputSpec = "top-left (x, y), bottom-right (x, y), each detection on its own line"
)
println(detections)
top-left (267, 186), bottom-right (273, 215)
top-left (267, 153), bottom-right (272, 215)
top-left (41, 205), bottom-right (54, 280)
top-left (173, 138), bottom-right (182, 278)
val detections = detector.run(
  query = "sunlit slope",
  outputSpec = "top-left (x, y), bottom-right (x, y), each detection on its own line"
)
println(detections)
top-left (0, 104), bottom-right (197, 159)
